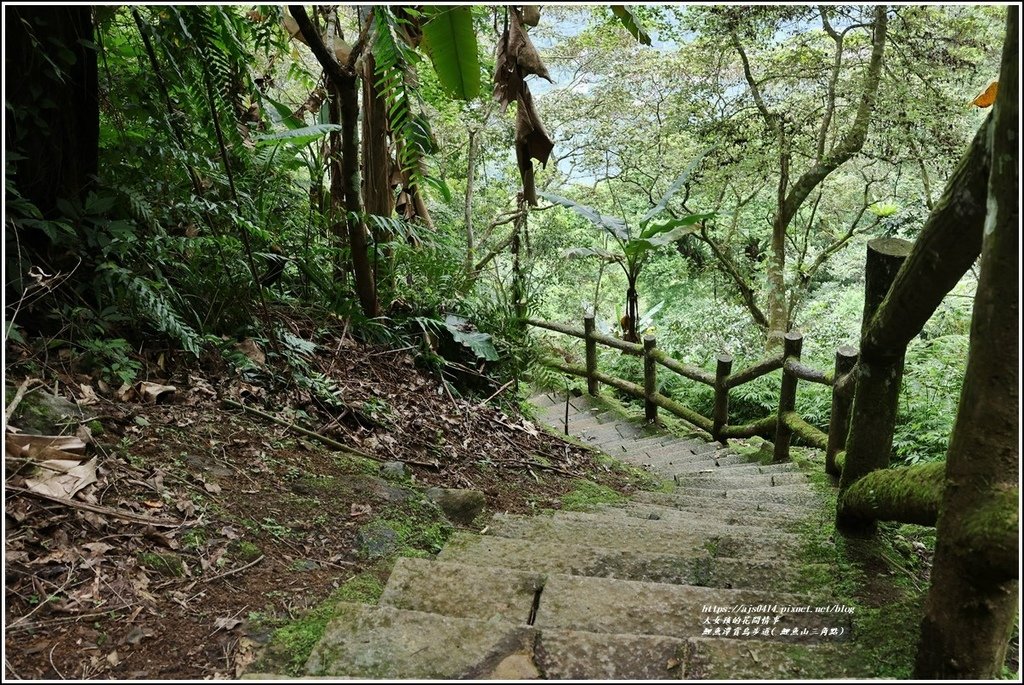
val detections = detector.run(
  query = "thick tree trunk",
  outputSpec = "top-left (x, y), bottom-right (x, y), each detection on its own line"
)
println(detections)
top-left (914, 8), bottom-right (1019, 678)
top-left (836, 238), bottom-right (912, 535)
top-left (361, 52), bottom-right (393, 223)
top-left (5, 6), bottom-right (98, 217)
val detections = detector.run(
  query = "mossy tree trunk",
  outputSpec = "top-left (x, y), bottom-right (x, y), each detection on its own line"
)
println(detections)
top-left (914, 8), bottom-right (1019, 679)
top-left (836, 238), bottom-right (911, 535)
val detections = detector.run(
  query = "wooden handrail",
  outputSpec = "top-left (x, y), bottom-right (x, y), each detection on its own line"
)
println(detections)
top-left (719, 415), bottom-right (776, 440)
top-left (782, 411), bottom-right (829, 451)
top-left (648, 348), bottom-right (715, 386)
top-left (725, 354), bottom-right (784, 389)
top-left (784, 358), bottom-right (832, 385)
top-left (544, 359), bottom-right (714, 433)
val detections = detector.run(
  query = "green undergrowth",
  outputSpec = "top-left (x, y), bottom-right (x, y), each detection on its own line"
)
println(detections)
top-left (252, 568), bottom-right (388, 677)
top-left (781, 462), bottom-right (936, 679)
top-left (250, 490), bottom-right (453, 676)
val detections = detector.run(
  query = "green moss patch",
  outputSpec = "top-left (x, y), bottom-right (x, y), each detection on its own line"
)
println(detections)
top-left (561, 479), bottom-right (628, 511)
top-left (259, 570), bottom-right (386, 676)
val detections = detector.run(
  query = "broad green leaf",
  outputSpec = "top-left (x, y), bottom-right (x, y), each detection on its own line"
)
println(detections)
top-left (561, 247), bottom-right (621, 262)
top-left (640, 222), bottom-right (705, 247)
top-left (262, 94), bottom-right (306, 130)
top-left (610, 6), bottom-right (652, 45)
top-left (421, 7), bottom-right (480, 100)
top-left (641, 146), bottom-right (715, 224)
top-left (445, 315), bottom-right (499, 361)
top-left (422, 174), bottom-right (452, 202)
top-left (540, 192), bottom-right (629, 242)
top-left (639, 212), bottom-right (715, 240)
top-left (254, 124), bottom-right (342, 147)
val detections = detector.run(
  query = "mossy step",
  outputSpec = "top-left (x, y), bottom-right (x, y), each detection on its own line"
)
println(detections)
top-left (550, 510), bottom-right (802, 551)
top-left (674, 484), bottom-right (822, 507)
top-left (536, 628), bottom-right (690, 680)
top-left (438, 533), bottom-right (827, 592)
top-left (535, 574), bottom-right (849, 642)
top-left (630, 441), bottom-right (702, 460)
top-left (529, 393), bottom-right (561, 409)
top-left (668, 461), bottom-right (803, 477)
top-left (632, 491), bottom-right (820, 518)
top-left (686, 637), bottom-right (863, 679)
top-left (598, 433), bottom-right (689, 454)
top-left (597, 502), bottom-right (814, 531)
top-left (485, 513), bottom-right (799, 559)
top-left (675, 471), bottom-right (810, 490)
top-left (305, 603), bottom-right (537, 679)
top-left (575, 422), bottom-right (652, 444)
top-left (379, 557), bottom-right (543, 623)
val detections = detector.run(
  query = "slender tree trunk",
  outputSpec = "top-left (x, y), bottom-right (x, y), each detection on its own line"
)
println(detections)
top-left (914, 8), bottom-right (1019, 678)
top-left (766, 130), bottom-right (792, 348)
top-left (337, 76), bottom-right (379, 318)
top-left (464, 128), bottom-right (479, 273)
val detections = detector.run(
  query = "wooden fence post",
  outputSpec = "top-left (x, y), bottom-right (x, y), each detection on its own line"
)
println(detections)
top-left (583, 314), bottom-right (598, 396)
top-left (826, 346), bottom-right (858, 477)
top-left (713, 353), bottom-right (733, 444)
top-left (773, 332), bottom-right (803, 462)
top-left (837, 237), bottom-right (913, 534)
top-left (643, 335), bottom-right (657, 423)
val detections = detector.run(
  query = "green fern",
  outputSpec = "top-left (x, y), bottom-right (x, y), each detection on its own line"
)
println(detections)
top-left (119, 272), bottom-right (205, 357)
top-left (370, 8), bottom-right (435, 194)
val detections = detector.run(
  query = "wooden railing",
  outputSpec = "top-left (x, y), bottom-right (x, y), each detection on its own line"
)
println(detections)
top-left (526, 317), bottom-right (856, 465)
top-left (526, 234), bottom-right (1012, 551)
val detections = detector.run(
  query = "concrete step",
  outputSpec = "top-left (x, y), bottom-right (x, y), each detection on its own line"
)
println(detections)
top-left (630, 441), bottom-right (702, 461)
top-left (529, 392), bottom-right (560, 409)
top-left (438, 533), bottom-right (827, 592)
top-left (632, 490), bottom-right (820, 519)
top-left (686, 637), bottom-right (859, 679)
top-left (675, 471), bottom-right (810, 489)
top-left (597, 501), bottom-right (811, 531)
top-left (305, 603), bottom-right (537, 679)
top-left (668, 461), bottom-right (803, 476)
top-left (535, 574), bottom-right (849, 643)
top-left (552, 509), bottom-right (801, 547)
top-left (379, 557), bottom-right (542, 623)
top-left (591, 432), bottom-right (675, 452)
top-left (485, 512), bottom-right (800, 559)
top-left (673, 484), bottom-right (822, 507)
top-left (536, 628), bottom-right (689, 680)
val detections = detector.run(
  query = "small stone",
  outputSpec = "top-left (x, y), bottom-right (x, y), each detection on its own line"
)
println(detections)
top-left (356, 522), bottom-right (400, 559)
top-left (425, 487), bottom-right (486, 526)
top-left (380, 461), bottom-right (407, 479)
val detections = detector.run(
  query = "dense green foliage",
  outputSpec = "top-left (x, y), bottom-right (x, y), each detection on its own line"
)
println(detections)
top-left (4, 5), bottom-right (1002, 465)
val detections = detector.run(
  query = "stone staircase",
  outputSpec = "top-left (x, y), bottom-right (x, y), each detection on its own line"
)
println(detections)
top-left (290, 392), bottom-right (868, 679)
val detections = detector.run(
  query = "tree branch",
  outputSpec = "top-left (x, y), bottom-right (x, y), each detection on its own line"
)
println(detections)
top-left (731, 30), bottom-right (777, 132)
top-left (780, 6), bottom-right (888, 228)
top-left (696, 223), bottom-right (769, 329)
top-left (816, 7), bottom-right (844, 162)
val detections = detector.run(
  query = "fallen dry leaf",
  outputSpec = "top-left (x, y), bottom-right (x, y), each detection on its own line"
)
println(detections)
top-left (137, 382), bottom-right (177, 404)
top-left (25, 456), bottom-right (98, 499)
top-left (213, 616), bottom-right (243, 632)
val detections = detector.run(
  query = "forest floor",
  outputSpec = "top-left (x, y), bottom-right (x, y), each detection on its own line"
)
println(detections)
top-left (3, 316), bottom-right (651, 680)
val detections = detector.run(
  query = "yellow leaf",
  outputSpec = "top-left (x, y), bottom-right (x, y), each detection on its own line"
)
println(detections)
top-left (972, 80), bottom-right (998, 108)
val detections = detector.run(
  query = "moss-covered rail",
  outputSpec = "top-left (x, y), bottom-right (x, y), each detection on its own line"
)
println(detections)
top-left (526, 316), bottom-right (845, 465)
